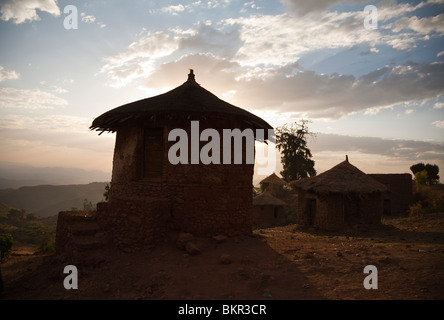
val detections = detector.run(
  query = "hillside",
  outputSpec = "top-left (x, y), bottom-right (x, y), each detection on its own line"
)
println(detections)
top-left (0, 182), bottom-right (108, 217)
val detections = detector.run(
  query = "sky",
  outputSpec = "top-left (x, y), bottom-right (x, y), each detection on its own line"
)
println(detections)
top-left (0, 0), bottom-right (443, 184)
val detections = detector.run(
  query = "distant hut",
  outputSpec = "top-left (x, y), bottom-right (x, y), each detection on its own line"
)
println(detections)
top-left (290, 156), bottom-right (388, 230)
top-left (259, 173), bottom-right (286, 197)
top-left (87, 70), bottom-right (272, 248)
top-left (368, 173), bottom-right (413, 215)
top-left (253, 191), bottom-right (287, 227)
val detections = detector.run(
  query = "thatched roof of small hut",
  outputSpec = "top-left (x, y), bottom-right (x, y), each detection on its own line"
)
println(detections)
top-left (290, 156), bottom-right (388, 195)
top-left (253, 192), bottom-right (287, 206)
top-left (259, 173), bottom-right (286, 186)
top-left (90, 70), bottom-right (272, 134)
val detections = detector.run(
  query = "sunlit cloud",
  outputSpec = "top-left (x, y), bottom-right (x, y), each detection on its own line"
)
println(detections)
top-left (0, 0), bottom-right (60, 24)
top-left (81, 13), bottom-right (96, 23)
top-left (0, 88), bottom-right (67, 109)
top-left (0, 66), bottom-right (19, 82)
top-left (433, 120), bottom-right (444, 128)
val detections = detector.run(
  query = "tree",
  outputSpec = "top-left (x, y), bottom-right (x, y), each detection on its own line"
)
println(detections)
top-left (7, 208), bottom-right (24, 221)
top-left (83, 198), bottom-right (95, 212)
top-left (103, 183), bottom-right (110, 202)
top-left (425, 164), bottom-right (439, 185)
top-left (410, 163), bottom-right (425, 175)
top-left (411, 163), bottom-right (440, 185)
top-left (414, 170), bottom-right (428, 189)
top-left (275, 120), bottom-right (316, 182)
top-left (26, 213), bottom-right (37, 220)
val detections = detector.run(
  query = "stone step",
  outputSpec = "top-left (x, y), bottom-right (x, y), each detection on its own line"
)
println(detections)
top-left (58, 211), bottom-right (96, 222)
top-left (72, 235), bottom-right (108, 251)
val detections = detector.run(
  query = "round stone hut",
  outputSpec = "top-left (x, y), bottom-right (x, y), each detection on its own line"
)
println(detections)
top-left (90, 70), bottom-right (272, 248)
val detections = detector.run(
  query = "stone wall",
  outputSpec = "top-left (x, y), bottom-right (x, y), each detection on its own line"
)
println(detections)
top-left (97, 117), bottom-right (258, 250)
top-left (252, 205), bottom-right (285, 228)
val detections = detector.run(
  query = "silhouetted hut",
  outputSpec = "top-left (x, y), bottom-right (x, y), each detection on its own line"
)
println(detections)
top-left (90, 70), bottom-right (272, 248)
top-left (368, 173), bottom-right (413, 215)
top-left (259, 172), bottom-right (286, 196)
top-left (290, 156), bottom-right (388, 230)
top-left (253, 191), bottom-right (287, 227)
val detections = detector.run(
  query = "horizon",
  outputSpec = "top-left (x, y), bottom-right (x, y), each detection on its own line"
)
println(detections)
top-left (0, 0), bottom-right (443, 184)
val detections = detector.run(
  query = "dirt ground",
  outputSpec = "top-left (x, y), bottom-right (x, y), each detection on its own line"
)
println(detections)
top-left (1, 212), bottom-right (443, 300)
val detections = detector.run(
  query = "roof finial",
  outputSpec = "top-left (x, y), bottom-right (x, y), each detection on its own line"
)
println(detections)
top-left (346, 155), bottom-right (349, 162)
top-left (187, 69), bottom-right (195, 83)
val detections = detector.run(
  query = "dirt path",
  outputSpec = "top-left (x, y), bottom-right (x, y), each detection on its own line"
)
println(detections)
top-left (1, 212), bottom-right (443, 300)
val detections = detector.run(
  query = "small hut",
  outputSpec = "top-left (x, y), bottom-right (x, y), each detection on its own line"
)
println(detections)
top-left (259, 173), bottom-right (286, 197)
top-left (253, 192), bottom-right (287, 227)
top-left (368, 173), bottom-right (413, 215)
top-left (290, 156), bottom-right (388, 230)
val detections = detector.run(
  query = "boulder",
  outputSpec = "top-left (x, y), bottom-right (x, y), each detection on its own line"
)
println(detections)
top-left (213, 235), bottom-right (227, 243)
top-left (219, 254), bottom-right (232, 264)
top-left (185, 242), bottom-right (201, 256)
top-left (176, 233), bottom-right (194, 250)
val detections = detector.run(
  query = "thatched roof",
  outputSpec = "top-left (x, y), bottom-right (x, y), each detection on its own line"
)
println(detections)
top-left (253, 192), bottom-right (286, 206)
top-left (260, 173), bottom-right (286, 186)
top-left (90, 70), bottom-right (272, 133)
top-left (290, 157), bottom-right (388, 195)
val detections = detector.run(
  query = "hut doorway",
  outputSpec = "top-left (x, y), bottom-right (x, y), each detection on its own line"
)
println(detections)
top-left (383, 199), bottom-right (391, 216)
top-left (306, 198), bottom-right (316, 226)
top-left (344, 195), bottom-right (360, 224)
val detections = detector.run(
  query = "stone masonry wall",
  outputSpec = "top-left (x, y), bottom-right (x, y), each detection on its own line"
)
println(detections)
top-left (98, 117), bottom-right (257, 250)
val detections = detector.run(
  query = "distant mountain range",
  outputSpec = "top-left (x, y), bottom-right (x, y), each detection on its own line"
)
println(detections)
top-left (0, 162), bottom-right (111, 189)
top-left (0, 182), bottom-right (109, 218)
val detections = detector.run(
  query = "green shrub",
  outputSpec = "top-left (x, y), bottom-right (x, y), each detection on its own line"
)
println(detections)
top-left (0, 233), bottom-right (13, 260)
top-left (38, 233), bottom-right (55, 254)
top-left (409, 202), bottom-right (423, 219)
top-left (279, 210), bottom-right (297, 226)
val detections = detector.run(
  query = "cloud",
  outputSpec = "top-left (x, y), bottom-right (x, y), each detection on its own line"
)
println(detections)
top-left (0, 88), bottom-right (67, 109)
top-left (433, 120), bottom-right (444, 128)
top-left (81, 13), bottom-right (96, 23)
top-left (0, 66), bottom-right (19, 82)
top-left (223, 9), bottom-right (404, 67)
top-left (144, 53), bottom-right (239, 90)
top-left (138, 53), bottom-right (444, 120)
top-left (434, 102), bottom-right (444, 109)
top-left (0, 114), bottom-right (89, 132)
top-left (0, 0), bottom-right (60, 24)
top-left (98, 1), bottom-right (444, 120)
top-left (279, 0), bottom-right (367, 16)
top-left (100, 1), bottom-right (444, 87)
top-left (230, 61), bottom-right (444, 119)
top-left (51, 85), bottom-right (68, 94)
top-left (98, 31), bottom-right (179, 87)
top-left (309, 133), bottom-right (444, 172)
top-left (178, 23), bottom-right (244, 58)
top-left (438, 50), bottom-right (444, 57)
top-left (160, 4), bottom-right (185, 15)
top-left (393, 14), bottom-right (444, 35)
